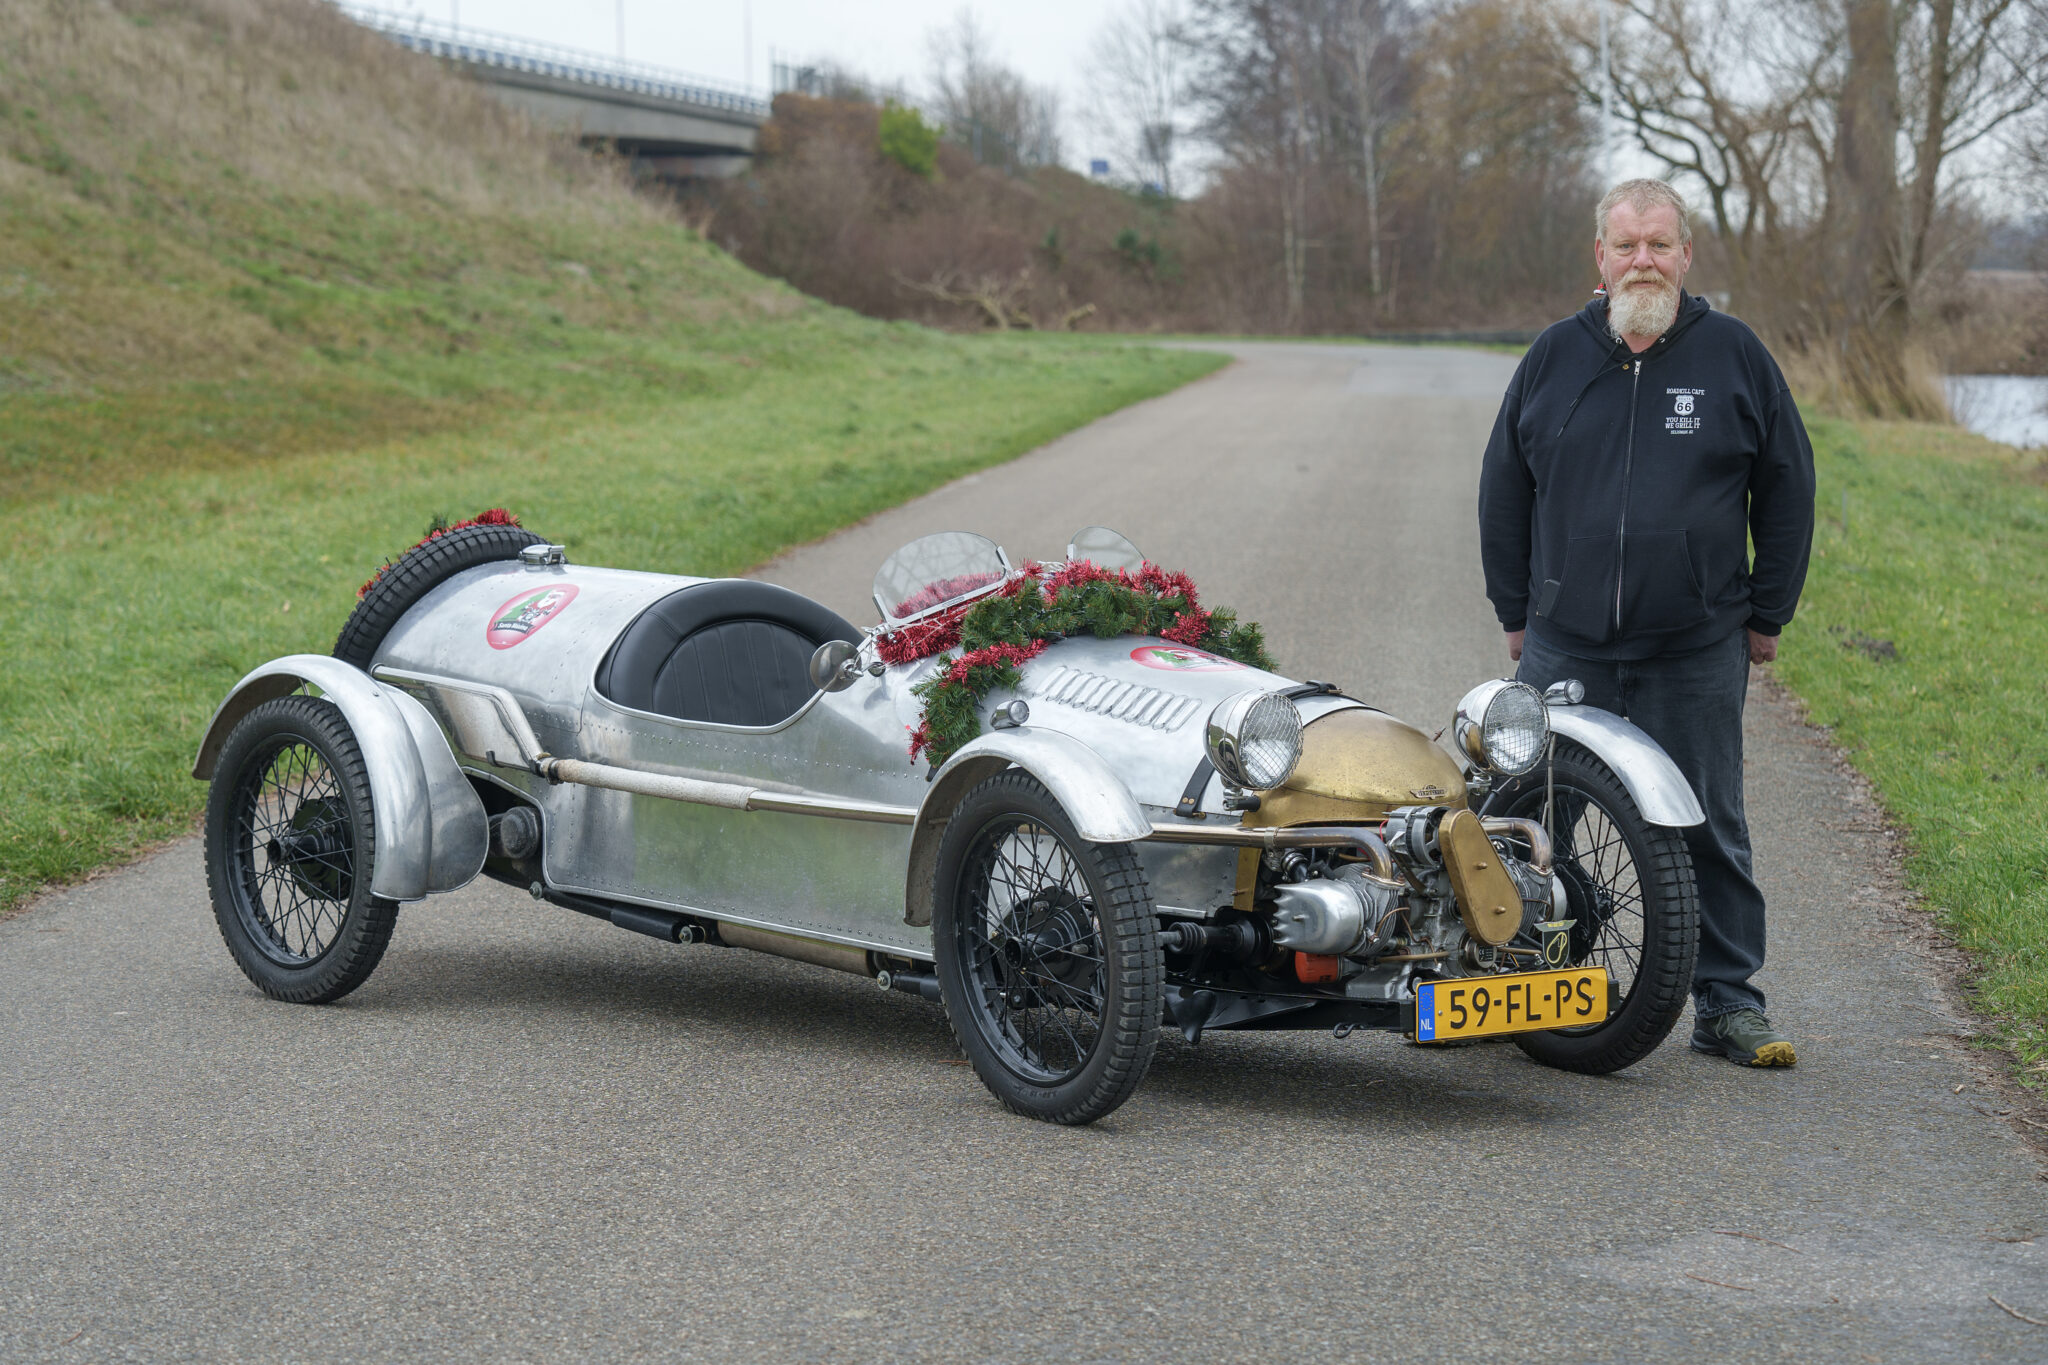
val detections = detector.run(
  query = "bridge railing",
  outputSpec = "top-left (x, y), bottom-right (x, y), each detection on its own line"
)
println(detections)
top-left (338, 4), bottom-right (769, 119)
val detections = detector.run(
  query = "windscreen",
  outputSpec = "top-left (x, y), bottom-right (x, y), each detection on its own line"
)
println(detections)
top-left (1066, 526), bottom-right (1146, 571)
top-left (873, 531), bottom-right (1010, 625)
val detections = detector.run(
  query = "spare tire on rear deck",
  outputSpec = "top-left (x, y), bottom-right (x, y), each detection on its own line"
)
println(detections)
top-left (333, 521), bottom-right (546, 670)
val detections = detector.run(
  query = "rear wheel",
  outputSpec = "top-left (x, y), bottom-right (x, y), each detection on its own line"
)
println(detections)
top-left (204, 696), bottom-right (399, 1004)
top-left (1497, 740), bottom-right (1698, 1074)
top-left (932, 773), bottom-right (1161, 1125)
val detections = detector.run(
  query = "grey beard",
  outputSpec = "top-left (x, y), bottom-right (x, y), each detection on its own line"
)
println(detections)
top-left (1608, 281), bottom-right (1680, 340)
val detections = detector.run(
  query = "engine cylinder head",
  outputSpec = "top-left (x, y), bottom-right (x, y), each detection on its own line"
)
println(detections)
top-left (1268, 869), bottom-right (1400, 957)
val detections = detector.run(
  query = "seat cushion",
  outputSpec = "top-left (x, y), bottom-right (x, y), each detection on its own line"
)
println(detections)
top-left (596, 580), bottom-right (860, 727)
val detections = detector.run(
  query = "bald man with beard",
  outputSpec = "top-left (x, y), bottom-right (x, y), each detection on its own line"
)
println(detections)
top-left (1477, 179), bottom-right (1816, 1067)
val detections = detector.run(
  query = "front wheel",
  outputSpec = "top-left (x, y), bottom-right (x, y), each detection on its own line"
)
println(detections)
top-left (932, 773), bottom-right (1162, 1125)
top-left (204, 695), bottom-right (400, 1004)
top-left (1497, 739), bottom-right (1698, 1074)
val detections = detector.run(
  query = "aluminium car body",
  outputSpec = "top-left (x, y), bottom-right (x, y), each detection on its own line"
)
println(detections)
top-left (195, 525), bottom-right (1706, 1124)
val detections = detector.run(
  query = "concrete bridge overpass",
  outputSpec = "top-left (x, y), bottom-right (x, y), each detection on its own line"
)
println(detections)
top-left (343, 6), bottom-right (767, 179)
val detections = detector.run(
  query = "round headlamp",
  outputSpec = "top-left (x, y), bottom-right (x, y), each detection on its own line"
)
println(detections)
top-left (1205, 690), bottom-right (1304, 791)
top-left (1453, 679), bottom-right (1550, 777)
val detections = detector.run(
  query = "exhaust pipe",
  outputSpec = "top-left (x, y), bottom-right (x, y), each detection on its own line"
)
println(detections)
top-left (876, 968), bottom-right (943, 1001)
top-left (715, 922), bottom-right (875, 976)
top-left (608, 904), bottom-right (705, 943)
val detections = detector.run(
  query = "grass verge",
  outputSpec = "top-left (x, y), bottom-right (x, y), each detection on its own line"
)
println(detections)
top-left (0, 1), bottom-right (1230, 917)
top-left (1778, 417), bottom-right (2048, 1078)
top-left (0, 329), bottom-right (1224, 918)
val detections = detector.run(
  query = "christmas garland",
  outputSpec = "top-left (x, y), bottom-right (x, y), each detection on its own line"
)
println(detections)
top-left (357, 509), bottom-right (523, 599)
top-left (893, 559), bottom-right (1277, 765)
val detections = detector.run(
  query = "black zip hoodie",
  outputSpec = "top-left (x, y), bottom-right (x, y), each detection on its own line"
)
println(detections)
top-left (1478, 290), bottom-right (1816, 661)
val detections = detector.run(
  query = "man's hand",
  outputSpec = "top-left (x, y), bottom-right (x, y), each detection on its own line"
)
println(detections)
top-left (1748, 629), bottom-right (1778, 664)
top-left (1506, 628), bottom-right (1525, 663)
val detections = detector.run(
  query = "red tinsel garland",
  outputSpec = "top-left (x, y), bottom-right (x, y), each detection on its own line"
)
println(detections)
top-left (906, 638), bottom-right (1050, 761)
top-left (896, 557), bottom-right (1273, 764)
top-left (357, 509), bottom-right (523, 599)
top-left (1040, 559), bottom-right (1215, 646)
top-left (875, 563), bottom-right (1047, 666)
top-left (877, 559), bottom-right (1222, 668)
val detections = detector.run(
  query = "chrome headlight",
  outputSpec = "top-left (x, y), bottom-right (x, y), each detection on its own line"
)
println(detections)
top-left (1205, 690), bottom-right (1304, 791)
top-left (1452, 679), bottom-right (1550, 777)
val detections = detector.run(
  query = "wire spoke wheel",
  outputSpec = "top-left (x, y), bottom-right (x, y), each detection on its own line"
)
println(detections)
top-left (1497, 739), bottom-right (1698, 1074)
top-left (205, 696), bottom-right (400, 1004)
top-left (232, 740), bottom-right (355, 965)
top-left (933, 773), bottom-right (1161, 1124)
top-left (960, 821), bottom-right (1108, 1084)
top-left (1545, 791), bottom-right (1647, 1009)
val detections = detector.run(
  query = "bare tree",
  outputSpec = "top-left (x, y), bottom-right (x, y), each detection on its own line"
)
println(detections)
top-left (1338, 0), bottom-right (1409, 306)
top-left (1553, 1), bottom-right (1835, 317)
top-left (1562, 0), bottom-right (2045, 411)
top-left (927, 10), bottom-right (1062, 169)
top-left (1084, 0), bottom-right (1191, 194)
top-left (1185, 0), bottom-right (1338, 325)
top-left (1896, 0), bottom-right (2046, 284)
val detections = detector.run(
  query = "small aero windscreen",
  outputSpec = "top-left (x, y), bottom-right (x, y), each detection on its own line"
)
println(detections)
top-left (1066, 526), bottom-right (1145, 571)
top-left (873, 531), bottom-right (1011, 626)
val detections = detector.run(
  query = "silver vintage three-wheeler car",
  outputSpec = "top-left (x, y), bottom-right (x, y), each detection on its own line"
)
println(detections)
top-left (195, 520), bottom-right (1705, 1124)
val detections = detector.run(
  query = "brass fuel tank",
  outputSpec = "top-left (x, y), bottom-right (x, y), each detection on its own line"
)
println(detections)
top-left (1253, 707), bottom-right (1469, 827)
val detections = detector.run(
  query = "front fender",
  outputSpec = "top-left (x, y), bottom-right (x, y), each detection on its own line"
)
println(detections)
top-left (1546, 704), bottom-right (1705, 828)
top-left (192, 654), bottom-right (488, 900)
top-left (902, 728), bottom-right (1151, 928)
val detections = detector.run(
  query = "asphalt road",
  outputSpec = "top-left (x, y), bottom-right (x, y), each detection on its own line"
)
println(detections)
top-left (5, 342), bottom-right (2043, 1363)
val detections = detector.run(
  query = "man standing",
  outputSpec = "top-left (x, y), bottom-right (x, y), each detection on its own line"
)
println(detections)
top-left (1477, 179), bottom-right (1815, 1067)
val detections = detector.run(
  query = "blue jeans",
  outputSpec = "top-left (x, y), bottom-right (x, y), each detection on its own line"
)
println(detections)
top-left (1515, 627), bottom-right (1766, 1019)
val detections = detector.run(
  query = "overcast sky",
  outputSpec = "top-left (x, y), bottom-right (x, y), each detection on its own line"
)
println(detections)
top-left (375, 0), bottom-right (1116, 161)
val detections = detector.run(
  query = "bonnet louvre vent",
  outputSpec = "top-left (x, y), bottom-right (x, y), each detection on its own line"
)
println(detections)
top-left (1020, 666), bottom-right (1203, 732)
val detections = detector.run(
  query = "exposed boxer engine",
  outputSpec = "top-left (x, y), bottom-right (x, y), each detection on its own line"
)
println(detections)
top-left (1237, 803), bottom-right (1559, 992)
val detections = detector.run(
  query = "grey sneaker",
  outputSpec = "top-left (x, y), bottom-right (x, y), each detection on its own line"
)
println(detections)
top-left (1691, 1009), bottom-right (1797, 1067)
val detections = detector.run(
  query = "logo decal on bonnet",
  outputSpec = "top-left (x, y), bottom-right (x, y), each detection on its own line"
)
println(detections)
top-left (1128, 644), bottom-right (1244, 672)
top-left (486, 583), bottom-right (580, 650)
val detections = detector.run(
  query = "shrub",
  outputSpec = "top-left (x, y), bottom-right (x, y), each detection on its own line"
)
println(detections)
top-left (878, 102), bottom-right (939, 179)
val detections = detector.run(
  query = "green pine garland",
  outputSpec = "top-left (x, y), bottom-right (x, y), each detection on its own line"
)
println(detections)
top-left (903, 561), bottom-right (1276, 765)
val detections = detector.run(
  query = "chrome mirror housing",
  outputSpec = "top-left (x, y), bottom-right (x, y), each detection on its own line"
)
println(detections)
top-left (807, 640), bottom-right (862, 694)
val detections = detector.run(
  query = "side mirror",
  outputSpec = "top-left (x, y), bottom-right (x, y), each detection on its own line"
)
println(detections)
top-left (808, 640), bottom-right (862, 693)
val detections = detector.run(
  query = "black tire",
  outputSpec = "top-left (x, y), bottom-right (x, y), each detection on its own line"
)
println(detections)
top-left (932, 772), bottom-right (1162, 1125)
top-left (333, 521), bottom-right (545, 668)
top-left (1497, 740), bottom-right (1698, 1074)
top-left (204, 696), bottom-right (400, 1004)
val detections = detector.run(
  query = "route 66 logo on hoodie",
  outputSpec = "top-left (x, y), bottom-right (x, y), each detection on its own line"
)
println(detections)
top-left (1665, 387), bottom-right (1704, 435)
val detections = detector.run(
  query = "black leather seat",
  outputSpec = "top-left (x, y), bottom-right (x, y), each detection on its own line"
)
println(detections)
top-left (595, 580), bottom-right (859, 727)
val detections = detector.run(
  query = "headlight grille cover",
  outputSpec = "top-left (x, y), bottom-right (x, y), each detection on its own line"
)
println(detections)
top-left (1207, 691), bottom-right (1304, 790)
top-left (1482, 682), bottom-right (1549, 776)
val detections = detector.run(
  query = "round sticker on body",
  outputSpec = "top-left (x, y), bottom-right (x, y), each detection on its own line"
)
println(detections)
top-left (1128, 644), bottom-right (1244, 672)
top-left (486, 583), bottom-right (579, 649)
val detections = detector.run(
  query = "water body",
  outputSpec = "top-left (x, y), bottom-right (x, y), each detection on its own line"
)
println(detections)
top-left (1945, 374), bottom-right (2048, 448)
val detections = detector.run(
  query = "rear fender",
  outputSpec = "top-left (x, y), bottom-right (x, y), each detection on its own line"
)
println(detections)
top-left (902, 729), bottom-right (1150, 928)
top-left (192, 654), bottom-right (488, 900)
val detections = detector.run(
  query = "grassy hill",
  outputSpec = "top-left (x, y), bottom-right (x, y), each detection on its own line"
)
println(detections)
top-left (0, 0), bottom-right (1223, 914)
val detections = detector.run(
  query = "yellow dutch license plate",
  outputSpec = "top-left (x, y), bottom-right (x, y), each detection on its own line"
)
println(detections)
top-left (1414, 967), bottom-right (1610, 1042)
